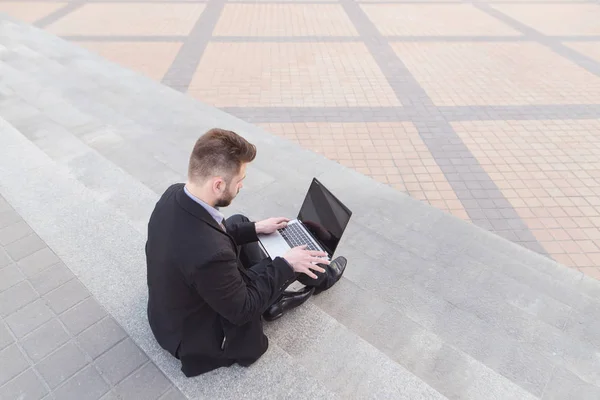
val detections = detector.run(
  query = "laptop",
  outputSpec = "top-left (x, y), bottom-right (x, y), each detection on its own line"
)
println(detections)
top-left (258, 178), bottom-right (352, 260)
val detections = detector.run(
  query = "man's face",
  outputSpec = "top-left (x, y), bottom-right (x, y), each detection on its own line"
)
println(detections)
top-left (215, 164), bottom-right (247, 208)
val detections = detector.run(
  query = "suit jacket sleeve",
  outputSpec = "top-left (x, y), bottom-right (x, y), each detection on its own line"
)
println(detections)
top-left (192, 248), bottom-right (295, 325)
top-left (226, 221), bottom-right (258, 246)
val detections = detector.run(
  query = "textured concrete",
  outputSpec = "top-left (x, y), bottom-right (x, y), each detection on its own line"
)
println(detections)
top-left (0, 194), bottom-right (183, 397)
top-left (4, 0), bottom-right (600, 275)
top-left (1, 16), bottom-right (600, 400)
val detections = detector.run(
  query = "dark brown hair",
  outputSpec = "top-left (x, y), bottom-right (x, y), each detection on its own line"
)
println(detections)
top-left (188, 128), bottom-right (257, 183)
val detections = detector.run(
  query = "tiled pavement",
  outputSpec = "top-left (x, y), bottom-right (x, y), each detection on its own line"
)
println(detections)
top-left (1, 17), bottom-right (600, 399)
top-left (0, 197), bottom-right (185, 399)
top-left (1, 0), bottom-right (599, 278)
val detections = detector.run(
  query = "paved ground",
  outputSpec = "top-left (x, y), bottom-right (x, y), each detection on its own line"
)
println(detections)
top-left (1, 16), bottom-right (600, 400)
top-left (1, 0), bottom-right (599, 278)
top-left (0, 197), bottom-right (186, 399)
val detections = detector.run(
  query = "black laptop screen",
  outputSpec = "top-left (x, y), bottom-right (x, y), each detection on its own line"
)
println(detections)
top-left (297, 178), bottom-right (352, 256)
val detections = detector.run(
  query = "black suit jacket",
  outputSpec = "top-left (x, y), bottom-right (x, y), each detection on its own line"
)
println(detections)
top-left (146, 183), bottom-right (295, 377)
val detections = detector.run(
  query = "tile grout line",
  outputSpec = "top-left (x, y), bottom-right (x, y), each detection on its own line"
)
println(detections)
top-left (161, 0), bottom-right (226, 91)
top-left (471, 1), bottom-right (600, 78)
top-left (339, 0), bottom-right (550, 256)
top-left (0, 229), bottom-right (129, 398)
top-left (0, 207), bottom-right (178, 398)
top-left (34, 1), bottom-right (85, 29)
top-left (220, 104), bottom-right (600, 123)
top-left (1, 238), bottom-right (64, 398)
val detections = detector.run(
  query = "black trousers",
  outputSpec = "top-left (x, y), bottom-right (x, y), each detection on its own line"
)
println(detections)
top-left (225, 214), bottom-right (328, 289)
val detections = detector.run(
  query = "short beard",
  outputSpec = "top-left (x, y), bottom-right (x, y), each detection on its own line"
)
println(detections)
top-left (215, 195), bottom-right (232, 208)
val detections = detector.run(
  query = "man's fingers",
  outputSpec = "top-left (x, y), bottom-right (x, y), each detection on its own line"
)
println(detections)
top-left (300, 266), bottom-right (318, 279)
top-left (310, 256), bottom-right (330, 265)
top-left (308, 250), bottom-right (328, 257)
top-left (308, 264), bottom-right (326, 274)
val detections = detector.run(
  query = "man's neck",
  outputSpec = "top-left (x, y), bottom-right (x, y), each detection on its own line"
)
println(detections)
top-left (184, 182), bottom-right (216, 208)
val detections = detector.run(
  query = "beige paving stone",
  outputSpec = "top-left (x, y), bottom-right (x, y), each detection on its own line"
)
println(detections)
top-left (392, 42), bottom-right (600, 106)
top-left (259, 122), bottom-right (469, 221)
top-left (214, 4), bottom-right (358, 37)
top-left (0, 2), bottom-right (66, 24)
top-left (76, 42), bottom-right (183, 82)
top-left (47, 3), bottom-right (205, 36)
top-left (362, 4), bottom-right (520, 36)
top-left (189, 43), bottom-right (401, 107)
top-left (453, 119), bottom-right (600, 272)
top-left (564, 42), bottom-right (600, 64)
top-left (492, 4), bottom-right (600, 36)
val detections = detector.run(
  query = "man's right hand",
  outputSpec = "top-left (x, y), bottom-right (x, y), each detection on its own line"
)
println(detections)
top-left (283, 245), bottom-right (329, 279)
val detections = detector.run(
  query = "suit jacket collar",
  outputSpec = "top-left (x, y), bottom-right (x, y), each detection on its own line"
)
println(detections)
top-left (175, 184), bottom-right (225, 233)
top-left (174, 184), bottom-right (249, 279)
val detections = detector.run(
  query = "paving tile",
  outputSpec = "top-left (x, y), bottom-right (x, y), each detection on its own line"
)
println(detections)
top-left (159, 387), bottom-right (187, 400)
top-left (0, 319), bottom-right (14, 351)
top-left (59, 297), bottom-right (107, 336)
top-left (4, 233), bottom-right (46, 261)
top-left (99, 391), bottom-right (121, 400)
top-left (565, 42), bottom-right (600, 65)
top-left (47, 3), bottom-right (205, 36)
top-left (493, 4), bottom-right (600, 35)
top-left (53, 365), bottom-right (109, 400)
top-left (21, 318), bottom-right (70, 362)
top-left (17, 248), bottom-right (60, 278)
top-left (0, 197), bottom-right (9, 212)
top-left (214, 4), bottom-right (358, 36)
top-left (190, 43), bottom-right (400, 107)
top-left (0, 344), bottom-right (29, 386)
top-left (362, 4), bottom-right (520, 36)
top-left (0, 249), bottom-right (10, 268)
top-left (5, 299), bottom-right (54, 338)
top-left (114, 363), bottom-right (171, 400)
top-left (0, 368), bottom-right (48, 400)
top-left (95, 338), bottom-right (148, 385)
top-left (0, 263), bottom-right (25, 292)
top-left (543, 366), bottom-right (600, 400)
top-left (77, 317), bottom-right (127, 359)
top-left (396, 43), bottom-right (600, 106)
top-left (35, 341), bottom-right (88, 389)
top-left (0, 281), bottom-right (38, 317)
top-left (0, 2), bottom-right (67, 24)
top-left (29, 262), bottom-right (74, 295)
top-left (0, 220), bottom-right (33, 245)
top-left (259, 122), bottom-right (468, 218)
top-left (77, 42), bottom-right (183, 82)
top-left (44, 279), bottom-right (89, 314)
top-left (0, 209), bottom-right (21, 229)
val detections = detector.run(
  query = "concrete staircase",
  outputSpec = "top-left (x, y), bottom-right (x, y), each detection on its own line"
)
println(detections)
top-left (1, 16), bottom-right (600, 400)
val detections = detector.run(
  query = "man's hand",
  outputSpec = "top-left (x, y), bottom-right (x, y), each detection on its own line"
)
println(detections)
top-left (255, 217), bottom-right (290, 235)
top-left (283, 245), bottom-right (329, 279)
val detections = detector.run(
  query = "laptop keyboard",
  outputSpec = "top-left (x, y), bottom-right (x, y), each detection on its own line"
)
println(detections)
top-left (279, 223), bottom-right (320, 251)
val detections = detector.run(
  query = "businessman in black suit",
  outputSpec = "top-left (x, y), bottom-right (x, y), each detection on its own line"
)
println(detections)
top-left (145, 128), bottom-right (347, 377)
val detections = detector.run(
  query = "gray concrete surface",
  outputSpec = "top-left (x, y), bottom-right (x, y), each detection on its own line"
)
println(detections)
top-left (0, 197), bottom-right (185, 399)
top-left (1, 15), bottom-right (600, 400)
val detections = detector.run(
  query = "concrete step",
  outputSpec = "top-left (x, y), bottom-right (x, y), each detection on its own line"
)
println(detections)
top-left (1, 16), bottom-right (600, 400)
top-left (0, 115), bottom-right (453, 400)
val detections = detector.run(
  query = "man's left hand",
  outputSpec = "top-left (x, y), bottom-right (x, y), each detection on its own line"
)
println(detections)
top-left (255, 217), bottom-right (290, 235)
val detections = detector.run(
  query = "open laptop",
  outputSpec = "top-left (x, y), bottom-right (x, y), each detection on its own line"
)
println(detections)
top-left (258, 178), bottom-right (352, 260)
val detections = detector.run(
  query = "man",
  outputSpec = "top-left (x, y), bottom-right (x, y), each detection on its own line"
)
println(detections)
top-left (146, 128), bottom-right (347, 377)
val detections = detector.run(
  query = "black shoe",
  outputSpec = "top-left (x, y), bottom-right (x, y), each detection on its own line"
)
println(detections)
top-left (263, 286), bottom-right (315, 322)
top-left (314, 256), bottom-right (347, 295)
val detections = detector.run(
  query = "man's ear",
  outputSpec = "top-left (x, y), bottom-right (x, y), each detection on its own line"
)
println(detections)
top-left (212, 177), bottom-right (225, 193)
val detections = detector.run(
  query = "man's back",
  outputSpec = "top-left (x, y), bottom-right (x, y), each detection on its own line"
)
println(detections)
top-left (145, 183), bottom-right (288, 376)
